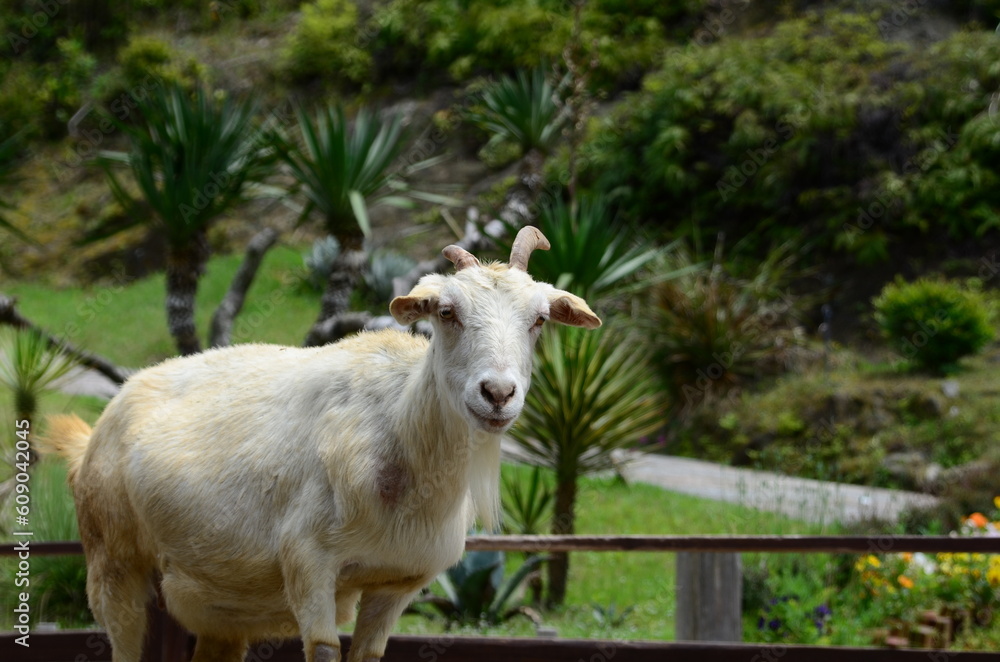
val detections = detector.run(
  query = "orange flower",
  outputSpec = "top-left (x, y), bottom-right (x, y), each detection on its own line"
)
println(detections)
top-left (967, 512), bottom-right (989, 528)
top-left (898, 575), bottom-right (914, 589)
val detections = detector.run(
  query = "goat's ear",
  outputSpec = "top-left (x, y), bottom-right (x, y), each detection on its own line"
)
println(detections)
top-left (547, 290), bottom-right (602, 329)
top-left (390, 281), bottom-right (441, 325)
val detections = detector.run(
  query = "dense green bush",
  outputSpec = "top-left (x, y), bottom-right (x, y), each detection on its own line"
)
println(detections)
top-left (873, 278), bottom-right (994, 371)
top-left (367, 0), bottom-right (696, 87)
top-left (281, 0), bottom-right (372, 85)
top-left (579, 10), bottom-right (1000, 262)
top-left (647, 241), bottom-right (805, 414)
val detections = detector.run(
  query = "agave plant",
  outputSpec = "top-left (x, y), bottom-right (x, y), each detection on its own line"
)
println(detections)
top-left (509, 325), bottom-right (663, 606)
top-left (96, 83), bottom-right (277, 355)
top-left (272, 105), bottom-right (453, 345)
top-left (0, 329), bottom-right (77, 463)
top-left (409, 549), bottom-right (546, 629)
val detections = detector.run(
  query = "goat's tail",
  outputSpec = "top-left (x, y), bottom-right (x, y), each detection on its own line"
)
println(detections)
top-left (37, 414), bottom-right (93, 484)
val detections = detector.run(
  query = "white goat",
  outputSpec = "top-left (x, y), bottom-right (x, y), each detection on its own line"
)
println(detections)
top-left (43, 227), bottom-right (600, 662)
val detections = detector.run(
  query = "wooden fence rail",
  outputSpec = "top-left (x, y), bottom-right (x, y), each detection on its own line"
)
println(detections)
top-left (5, 535), bottom-right (1000, 557)
top-left (2, 535), bottom-right (999, 662)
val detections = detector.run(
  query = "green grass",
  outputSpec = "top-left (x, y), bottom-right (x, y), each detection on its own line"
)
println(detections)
top-left (387, 464), bottom-right (828, 641)
top-left (3, 245), bottom-right (322, 368)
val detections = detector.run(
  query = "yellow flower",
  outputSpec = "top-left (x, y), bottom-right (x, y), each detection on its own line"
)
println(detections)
top-left (867, 555), bottom-right (881, 568)
top-left (993, 495), bottom-right (1000, 510)
top-left (898, 575), bottom-right (914, 589)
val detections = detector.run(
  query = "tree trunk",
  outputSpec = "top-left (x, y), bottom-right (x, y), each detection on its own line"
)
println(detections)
top-left (165, 235), bottom-right (209, 356)
top-left (209, 227), bottom-right (280, 348)
top-left (0, 294), bottom-right (127, 384)
top-left (547, 472), bottom-right (577, 607)
top-left (304, 235), bottom-right (367, 347)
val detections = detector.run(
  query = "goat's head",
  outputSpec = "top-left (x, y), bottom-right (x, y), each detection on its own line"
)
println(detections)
top-left (390, 227), bottom-right (600, 433)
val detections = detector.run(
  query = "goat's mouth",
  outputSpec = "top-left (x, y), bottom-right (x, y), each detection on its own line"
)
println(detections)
top-left (467, 406), bottom-right (514, 432)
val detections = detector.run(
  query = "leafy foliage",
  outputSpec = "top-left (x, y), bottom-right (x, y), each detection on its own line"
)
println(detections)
top-left (364, 249), bottom-right (416, 303)
top-left (510, 325), bottom-right (663, 479)
top-left (410, 550), bottom-right (545, 629)
top-left (0, 329), bottom-right (77, 425)
top-left (301, 235), bottom-right (341, 293)
top-left (281, 0), bottom-right (372, 85)
top-left (95, 83), bottom-right (274, 247)
top-left (580, 11), bottom-right (1000, 261)
top-left (466, 67), bottom-right (567, 158)
top-left (518, 194), bottom-right (664, 302)
top-left (0, 129), bottom-right (30, 242)
top-left (368, 0), bottom-right (696, 87)
top-left (873, 278), bottom-right (994, 372)
top-left (271, 104), bottom-right (409, 241)
top-left (647, 241), bottom-right (804, 414)
top-left (501, 466), bottom-right (553, 536)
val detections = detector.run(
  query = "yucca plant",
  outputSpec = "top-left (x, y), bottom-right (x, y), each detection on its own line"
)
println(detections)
top-left (509, 325), bottom-right (663, 606)
top-left (466, 67), bottom-right (566, 160)
top-left (409, 549), bottom-right (546, 629)
top-left (0, 329), bottom-right (77, 449)
top-left (466, 67), bottom-right (567, 225)
top-left (96, 83), bottom-right (276, 355)
top-left (508, 194), bottom-right (667, 302)
top-left (272, 105), bottom-right (448, 345)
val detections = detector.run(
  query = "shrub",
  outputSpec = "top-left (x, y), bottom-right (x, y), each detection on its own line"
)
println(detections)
top-left (873, 278), bottom-right (993, 372)
top-left (281, 0), bottom-right (372, 86)
top-left (117, 36), bottom-right (203, 92)
top-left (364, 250), bottom-right (415, 303)
top-left (647, 241), bottom-right (805, 414)
top-left (578, 11), bottom-right (1000, 262)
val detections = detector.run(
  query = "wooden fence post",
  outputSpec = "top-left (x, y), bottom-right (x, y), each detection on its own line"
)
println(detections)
top-left (675, 552), bottom-right (742, 642)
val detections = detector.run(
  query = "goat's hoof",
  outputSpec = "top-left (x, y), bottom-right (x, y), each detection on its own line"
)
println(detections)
top-left (313, 643), bottom-right (341, 662)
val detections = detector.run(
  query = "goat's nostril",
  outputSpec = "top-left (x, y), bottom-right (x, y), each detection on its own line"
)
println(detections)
top-left (480, 381), bottom-right (516, 407)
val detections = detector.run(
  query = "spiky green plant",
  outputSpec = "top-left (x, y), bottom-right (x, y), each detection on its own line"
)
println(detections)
top-left (511, 194), bottom-right (667, 302)
top-left (409, 549), bottom-right (546, 629)
top-left (272, 105), bottom-right (436, 344)
top-left (95, 83), bottom-right (276, 355)
top-left (0, 329), bottom-right (77, 438)
top-left (466, 67), bottom-right (566, 158)
top-left (509, 325), bottom-right (663, 606)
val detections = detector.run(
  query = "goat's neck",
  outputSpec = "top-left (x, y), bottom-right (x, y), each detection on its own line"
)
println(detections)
top-left (393, 345), bottom-right (501, 523)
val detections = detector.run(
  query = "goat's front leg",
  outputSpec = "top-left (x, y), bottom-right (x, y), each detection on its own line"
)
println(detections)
top-left (282, 541), bottom-right (341, 662)
top-left (347, 588), bottom-right (420, 662)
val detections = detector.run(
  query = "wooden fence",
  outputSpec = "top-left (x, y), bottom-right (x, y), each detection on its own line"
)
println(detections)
top-left (2, 535), bottom-right (999, 662)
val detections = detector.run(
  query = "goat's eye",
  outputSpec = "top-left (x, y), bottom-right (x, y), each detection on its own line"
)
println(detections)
top-left (439, 308), bottom-right (455, 321)
top-left (533, 315), bottom-right (547, 329)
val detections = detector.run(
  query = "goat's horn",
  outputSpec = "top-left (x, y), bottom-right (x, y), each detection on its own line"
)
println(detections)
top-left (442, 245), bottom-right (480, 271)
top-left (509, 226), bottom-right (551, 271)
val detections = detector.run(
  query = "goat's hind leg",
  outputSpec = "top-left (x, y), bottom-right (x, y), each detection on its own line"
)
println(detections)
top-left (86, 561), bottom-right (154, 662)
